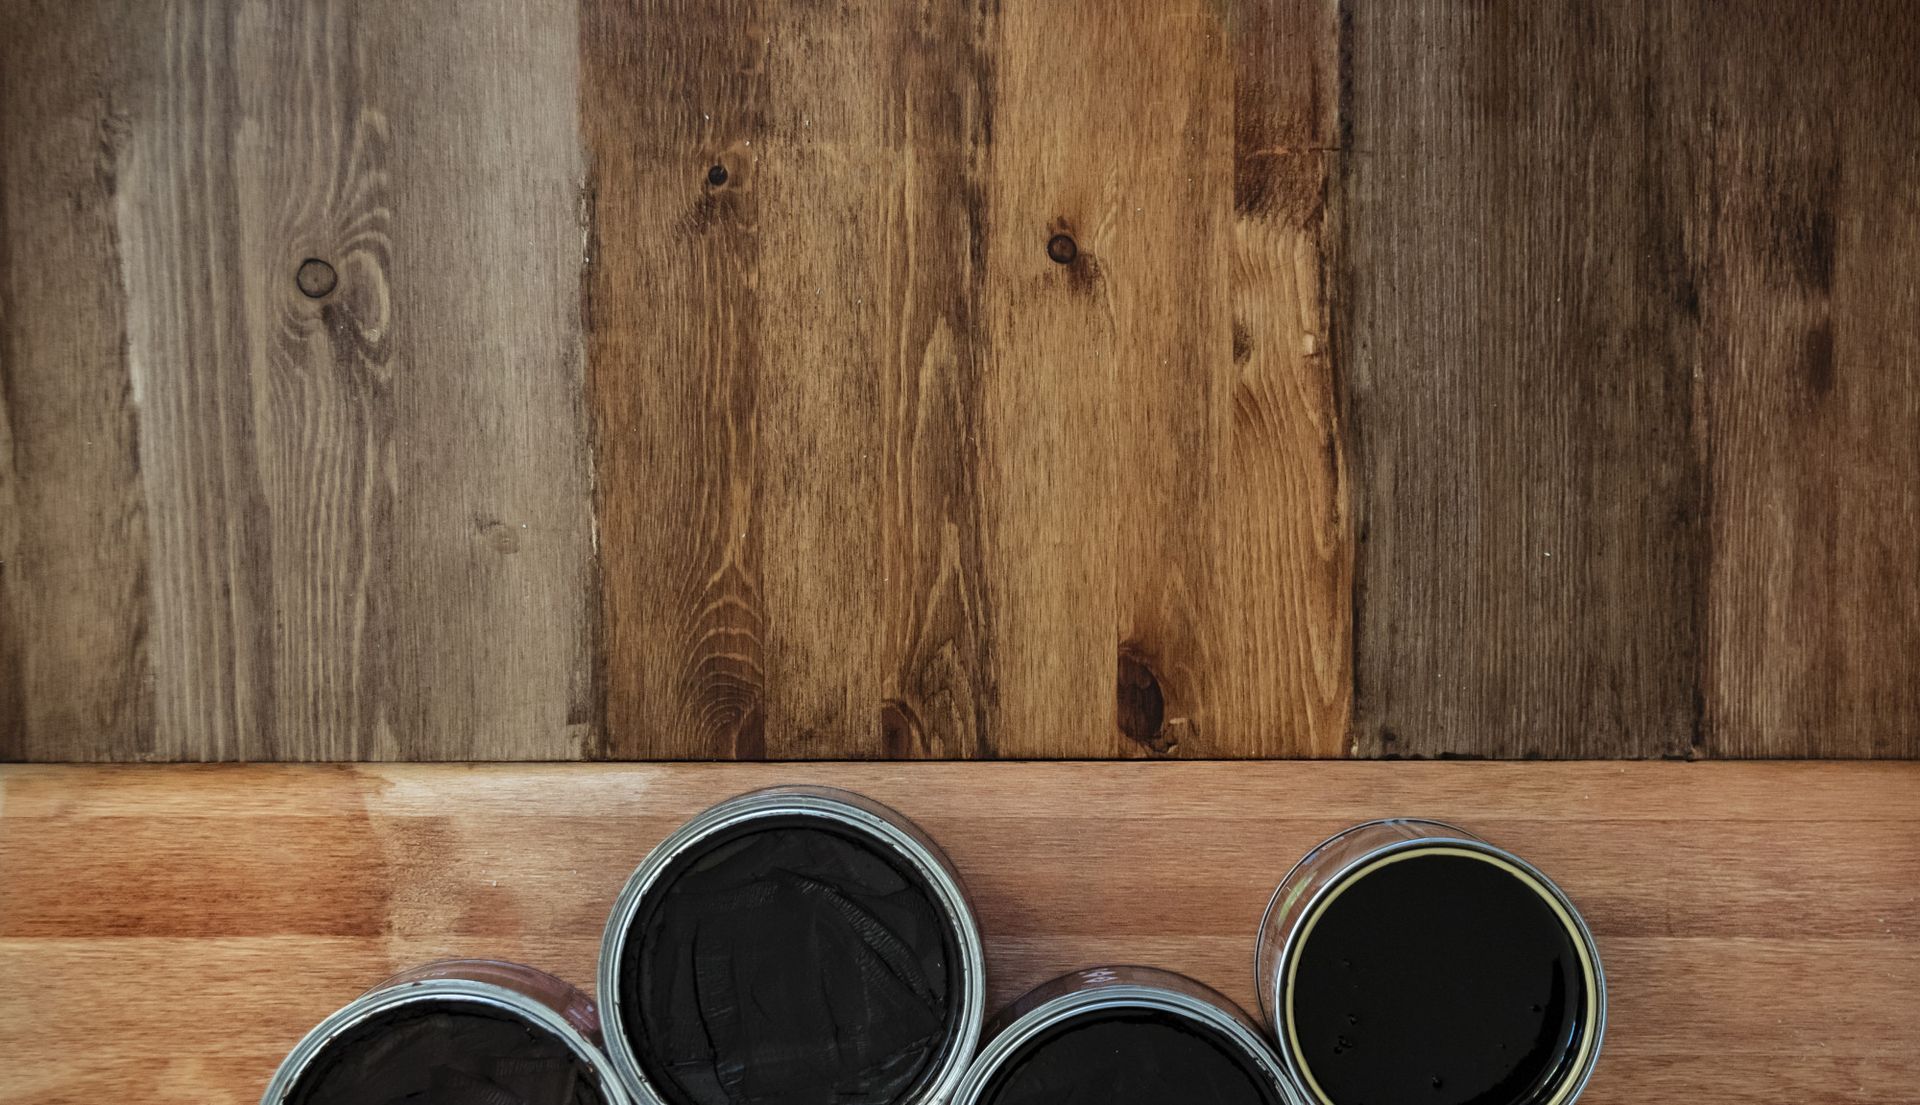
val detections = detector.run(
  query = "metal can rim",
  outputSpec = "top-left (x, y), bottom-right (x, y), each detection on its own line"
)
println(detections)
top-left (597, 784), bottom-right (988, 1105)
top-left (258, 976), bottom-right (635, 1105)
top-left (1256, 819), bottom-right (1608, 1105)
top-left (950, 966), bottom-right (1299, 1105)
top-left (1253, 819), bottom-right (1478, 1025)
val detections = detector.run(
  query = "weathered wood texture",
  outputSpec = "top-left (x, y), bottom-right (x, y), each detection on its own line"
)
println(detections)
top-left (6, 0), bottom-right (1920, 761)
top-left (3, 762), bottom-right (1917, 1104)
top-left (583, 0), bottom-right (1347, 759)
top-left (1, 0), bottom-right (597, 759)
top-left (1344, 1), bottom-right (1920, 758)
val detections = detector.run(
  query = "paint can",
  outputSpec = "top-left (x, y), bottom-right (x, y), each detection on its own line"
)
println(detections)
top-left (950, 965), bottom-right (1294, 1105)
top-left (1256, 819), bottom-right (1606, 1105)
top-left (599, 785), bottom-right (987, 1105)
top-left (260, 958), bottom-right (631, 1105)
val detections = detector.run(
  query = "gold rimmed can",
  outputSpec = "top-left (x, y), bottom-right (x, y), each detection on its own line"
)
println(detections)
top-left (1257, 820), bottom-right (1605, 1105)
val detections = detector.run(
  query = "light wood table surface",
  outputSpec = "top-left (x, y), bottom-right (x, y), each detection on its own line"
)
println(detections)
top-left (2, 761), bottom-right (1915, 1103)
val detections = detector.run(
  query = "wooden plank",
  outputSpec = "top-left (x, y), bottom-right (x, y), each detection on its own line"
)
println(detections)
top-left (3, 761), bottom-right (1917, 1105)
top-left (585, 0), bottom-right (1349, 758)
top-left (581, 0), bottom-right (778, 759)
top-left (1341, 0), bottom-right (1920, 758)
top-left (1, 0), bottom-right (595, 759)
top-left (1342, 2), bottom-right (1708, 759)
top-left (348, 0), bottom-right (598, 758)
top-left (866, 0), bottom-right (1002, 759)
top-left (1689, 3), bottom-right (1920, 757)
top-left (1224, 0), bottom-right (1350, 757)
top-left (0, 1), bottom-right (154, 759)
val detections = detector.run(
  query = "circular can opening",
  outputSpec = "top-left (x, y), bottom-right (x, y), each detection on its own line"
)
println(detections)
top-left (601, 786), bottom-right (986, 1105)
top-left (953, 967), bottom-right (1289, 1105)
top-left (1260, 821), bottom-right (1606, 1105)
top-left (261, 965), bottom-right (628, 1105)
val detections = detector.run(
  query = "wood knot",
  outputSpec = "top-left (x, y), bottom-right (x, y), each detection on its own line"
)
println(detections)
top-left (1044, 219), bottom-right (1100, 294)
top-left (1231, 320), bottom-right (1253, 364)
top-left (1117, 647), bottom-right (1174, 753)
top-left (296, 258), bottom-right (337, 298)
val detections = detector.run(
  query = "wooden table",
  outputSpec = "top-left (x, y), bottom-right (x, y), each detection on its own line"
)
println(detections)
top-left (3, 762), bottom-right (1915, 1104)
top-left (6, 2), bottom-right (1919, 763)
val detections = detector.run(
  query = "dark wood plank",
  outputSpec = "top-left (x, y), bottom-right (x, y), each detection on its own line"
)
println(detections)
top-left (1342, 2), bottom-right (1708, 759)
top-left (1, 0), bottom-right (595, 760)
top-left (1342, 0), bottom-right (1920, 759)
top-left (1689, 2), bottom-right (1920, 757)
top-left (586, 0), bottom-right (1350, 758)
top-left (5, 762), bottom-right (1919, 1104)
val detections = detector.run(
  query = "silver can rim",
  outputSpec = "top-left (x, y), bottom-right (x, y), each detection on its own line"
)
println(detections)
top-left (258, 977), bottom-right (635, 1105)
top-left (597, 785), bottom-right (988, 1105)
top-left (1255, 818), bottom-right (1608, 1105)
top-left (950, 967), bottom-right (1297, 1105)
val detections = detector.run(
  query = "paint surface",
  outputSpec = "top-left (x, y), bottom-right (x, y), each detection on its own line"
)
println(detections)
top-left (1290, 851), bottom-right (1592, 1105)
top-left (287, 1000), bottom-right (607, 1105)
top-left (979, 1008), bottom-right (1282, 1105)
top-left (620, 819), bottom-right (960, 1105)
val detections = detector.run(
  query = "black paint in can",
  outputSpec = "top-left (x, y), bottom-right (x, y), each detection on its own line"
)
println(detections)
top-left (261, 959), bottom-right (628, 1105)
top-left (1258, 820), bottom-right (1606, 1105)
top-left (952, 966), bottom-right (1289, 1105)
top-left (600, 787), bottom-right (986, 1105)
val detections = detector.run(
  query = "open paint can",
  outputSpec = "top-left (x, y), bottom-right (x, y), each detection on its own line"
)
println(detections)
top-left (599, 785), bottom-right (986, 1105)
top-left (950, 966), bottom-right (1292, 1105)
top-left (260, 958), bottom-right (630, 1105)
top-left (1257, 819), bottom-right (1606, 1105)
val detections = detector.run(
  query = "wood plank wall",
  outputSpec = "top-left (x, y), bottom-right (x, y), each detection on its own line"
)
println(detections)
top-left (3, 0), bottom-right (1916, 760)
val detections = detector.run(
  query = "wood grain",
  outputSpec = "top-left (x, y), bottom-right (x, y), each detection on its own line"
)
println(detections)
top-left (3, 761), bottom-right (1917, 1104)
top-left (1342, 0), bottom-right (1920, 759)
top-left (1342, 2), bottom-right (1707, 759)
top-left (1687, 3), bottom-right (1920, 757)
top-left (0, 0), bottom-right (154, 758)
top-left (584, 0), bottom-right (1350, 758)
top-left (1, 0), bottom-right (596, 759)
top-left (8, 0), bottom-right (1920, 761)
